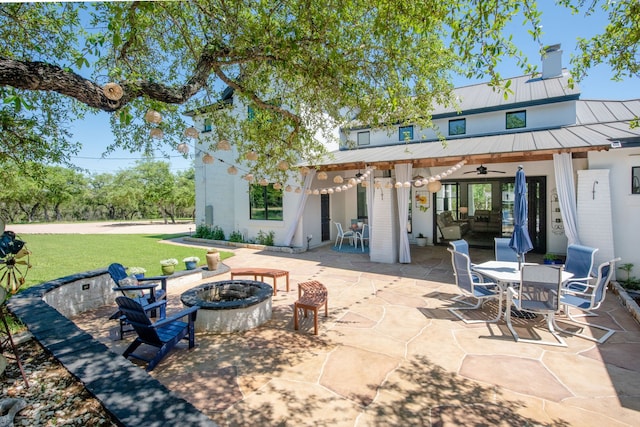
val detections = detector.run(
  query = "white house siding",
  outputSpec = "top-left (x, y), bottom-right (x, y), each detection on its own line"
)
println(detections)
top-left (343, 100), bottom-right (577, 148)
top-left (589, 147), bottom-right (640, 278)
top-left (576, 169), bottom-right (616, 272)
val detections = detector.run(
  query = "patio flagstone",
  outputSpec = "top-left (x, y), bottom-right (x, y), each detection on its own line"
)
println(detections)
top-left (67, 243), bottom-right (640, 426)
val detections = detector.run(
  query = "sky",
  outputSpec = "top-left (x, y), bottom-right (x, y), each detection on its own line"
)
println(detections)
top-left (67, 3), bottom-right (638, 174)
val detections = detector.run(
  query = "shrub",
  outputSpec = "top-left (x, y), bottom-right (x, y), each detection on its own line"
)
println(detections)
top-left (255, 230), bottom-right (275, 246)
top-left (194, 224), bottom-right (225, 240)
top-left (229, 230), bottom-right (244, 243)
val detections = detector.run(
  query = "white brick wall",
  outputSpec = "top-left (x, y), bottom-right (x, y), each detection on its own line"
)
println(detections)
top-left (576, 169), bottom-right (615, 272)
top-left (370, 178), bottom-right (398, 263)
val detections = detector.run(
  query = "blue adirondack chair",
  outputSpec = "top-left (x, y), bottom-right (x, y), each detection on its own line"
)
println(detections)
top-left (116, 296), bottom-right (199, 371)
top-left (108, 263), bottom-right (168, 338)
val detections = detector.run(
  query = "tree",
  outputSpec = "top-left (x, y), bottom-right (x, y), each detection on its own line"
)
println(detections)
top-left (1, 1), bottom-right (638, 178)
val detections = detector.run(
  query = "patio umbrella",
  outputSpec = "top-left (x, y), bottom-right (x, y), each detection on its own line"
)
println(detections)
top-left (509, 165), bottom-right (533, 269)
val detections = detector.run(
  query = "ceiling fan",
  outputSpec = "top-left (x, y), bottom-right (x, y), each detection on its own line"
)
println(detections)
top-left (463, 165), bottom-right (506, 175)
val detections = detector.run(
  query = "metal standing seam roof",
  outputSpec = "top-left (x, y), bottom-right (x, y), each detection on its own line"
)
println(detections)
top-left (311, 99), bottom-right (640, 170)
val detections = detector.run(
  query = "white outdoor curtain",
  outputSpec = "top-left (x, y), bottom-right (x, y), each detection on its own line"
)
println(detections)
top-left (553, 153), bottom-right (580, 245)
top-left (283, 169), bottom-right (316, 246)
top-left (395, 163), bottom-right (412, 263)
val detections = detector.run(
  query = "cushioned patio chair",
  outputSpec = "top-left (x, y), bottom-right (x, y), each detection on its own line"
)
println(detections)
top-left (108, 263), bottom-right (168, 338)
top-left (505, 264), bottom-right (566, 347)
top-left (448, 248), bottom-right (502, 323)
top-left (563, 244), bottom-right (598, 289)
top-left (494, 237), bottom-right (520, 262)
top-left (553, 258), bottom-right (620, 343)
top-left (116, 296), bottom-right (198, 371)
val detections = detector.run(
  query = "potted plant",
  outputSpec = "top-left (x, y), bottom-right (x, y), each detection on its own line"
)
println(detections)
top-left (415, 233), bottom-right (428, 247)
top-left (160, 258), bottom-right (178, 275)
top-left (128, 266), bottom-right (146, 279)
top-left (205, 248), bottom-right (220, 271)
top-left (182, 256), bottom-right (200, 270)
top-left (543, 253), bottom-right (558, 265)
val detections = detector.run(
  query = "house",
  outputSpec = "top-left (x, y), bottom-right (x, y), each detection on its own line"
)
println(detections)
top-left (189, 45), bottom-right (640, 274)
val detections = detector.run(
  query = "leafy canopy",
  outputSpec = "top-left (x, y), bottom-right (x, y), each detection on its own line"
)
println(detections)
top-left (1, 1), bottom-right (638, 178)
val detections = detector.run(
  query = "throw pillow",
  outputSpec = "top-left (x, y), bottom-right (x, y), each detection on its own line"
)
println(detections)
top-left (118, 276), bottom-right (143, 299)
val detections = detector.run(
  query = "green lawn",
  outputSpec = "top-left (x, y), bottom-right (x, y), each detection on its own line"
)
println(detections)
top-left (14, 234), bottom-right (233, 289)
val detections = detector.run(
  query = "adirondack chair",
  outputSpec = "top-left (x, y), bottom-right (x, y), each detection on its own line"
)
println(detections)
top-left (108, 263), bottom-right (168, 338)
top-left (116, 296), bottom-right (199, 371)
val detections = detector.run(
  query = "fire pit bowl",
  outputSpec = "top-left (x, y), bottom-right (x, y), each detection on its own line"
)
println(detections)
top-left (180, 280), bottom-right (272, 333)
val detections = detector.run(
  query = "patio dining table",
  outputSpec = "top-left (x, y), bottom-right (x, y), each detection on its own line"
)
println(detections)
top-left (472, 260), bottom-right (573, 318)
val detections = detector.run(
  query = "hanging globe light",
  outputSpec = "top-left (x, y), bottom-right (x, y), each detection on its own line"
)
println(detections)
top-left (144, 109), bottom-right (162, 124)
top-left (394, 182), bottom-right (402, 189)
top-left (403, 181), bottom-right (411, 188)
top-left (245, 151), bottom-right (258, 161)
top-left (184, 127), bottom-right (199, 139)
top-left (335, 186), bottom-right (342, 192)
top-left (312, 189), bottom-right (320, 195)
top-left (202, 153), bottom-right (214, 164)
top-left (285, 185), bottom-right (293, 192)
top-left (327, 188), bottom-right (334, 194)
top-left (299, 166), bottom-right (310, 176)
top-left (305, 189), bottom-right (312, 195)
top-left (149, 128), bottom-right (163, 139)
top-left (361, 180), bottom-right (369, 187)
top-left (317, 171), bottom-right (328, 180)
top-left (277, 160), bottom-right (289, 171)
top-left (348, 178), bottom-right (356, 186)
top-left (333, 176), bottom-right (344, 184)
top-left (259, 178), bottom-right (269, 186)
top-left (273, 182), bottom-right (282, 190)
top-left (427, 180), bottom-right (442, 193)
top-left (177, 143), bottom-right (189, 154)
top-left (217, 139), bottom-right (231, 151)
top-left (320, 188), bottom-right (327, 194)
top-left (227, 165), bottom-right (238, 175)
top-left (244, 173), bottom-right (254, 182)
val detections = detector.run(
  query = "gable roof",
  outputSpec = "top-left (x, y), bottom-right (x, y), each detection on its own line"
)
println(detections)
top-left (431, 71), bottom-right (580, 119)
top-left (313, 99), bottom-right (640, 171)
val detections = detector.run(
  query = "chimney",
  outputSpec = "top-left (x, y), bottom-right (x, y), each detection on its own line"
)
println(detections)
top-left (542, 44), bottom-right (563, 79)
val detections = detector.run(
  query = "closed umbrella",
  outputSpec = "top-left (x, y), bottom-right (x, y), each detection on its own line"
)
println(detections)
top-left (509, 165), bottom-right (533, 269)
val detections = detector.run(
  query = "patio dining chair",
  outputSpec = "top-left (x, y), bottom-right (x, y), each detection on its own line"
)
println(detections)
top-left (494, 237), bottom-right (519, 262)
top-left (563, 244), bottom-right (598, 289)
top-left (553, 258), bottom-right (620, 343)
top-left (356, 223), bottom-right (369, 252)
top-left (505, 264), bottom-right (566, 347)
top-left (448, 248), bottom-right (502, 324)
top-left (334, 222), bottom-right (355, 249)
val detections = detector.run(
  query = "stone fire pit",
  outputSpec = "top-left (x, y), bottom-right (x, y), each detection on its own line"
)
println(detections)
top-left (180, 280), bottom-right (272, 333)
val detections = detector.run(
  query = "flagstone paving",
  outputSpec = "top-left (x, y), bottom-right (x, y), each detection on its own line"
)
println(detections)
top-left (73, 243), bottom-right (640, 426)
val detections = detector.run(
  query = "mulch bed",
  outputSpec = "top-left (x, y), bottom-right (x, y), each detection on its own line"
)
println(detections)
top-left (1, 338), bottom-right (118, 426)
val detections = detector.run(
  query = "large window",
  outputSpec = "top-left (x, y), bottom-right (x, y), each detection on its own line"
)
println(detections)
top-left (399, 125), bottom-right (414, 141)
top-left (357, 131), bottom-right (370, 146)
top-left (250, 184), bottom-right (283, 220)
top-left (449, 118), bottom-right (466, 136)
top-left (506, 110), bottom-right (526, 129)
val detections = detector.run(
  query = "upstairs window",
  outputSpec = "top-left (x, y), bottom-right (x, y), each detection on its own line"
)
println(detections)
top-left (357, 131), bottom-right (370, 146)
top-left (249, 184), bottom-right (283, 221)
top-left (506, 110), bottom-right (526, 129)
top-left (399, 125), bottom-right (414, 141)
top-left (203, 118), bottom-right (212, 133)
top-left (448, 119), bottom-right (466, 136)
